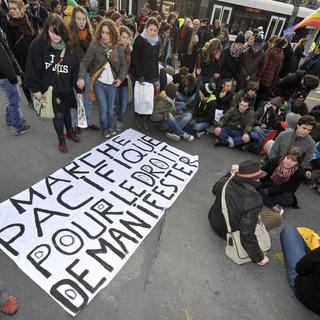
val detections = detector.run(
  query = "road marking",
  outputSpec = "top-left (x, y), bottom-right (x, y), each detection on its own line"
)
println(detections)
top-left (307, 97), bottom-right (320, 102)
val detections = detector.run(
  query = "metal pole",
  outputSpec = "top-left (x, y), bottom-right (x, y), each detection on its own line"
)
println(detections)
top-left (129, 0), bottom-right (132, 14)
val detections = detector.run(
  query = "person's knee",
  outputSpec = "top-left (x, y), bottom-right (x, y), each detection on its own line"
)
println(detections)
top-left (280, 225), bottom-right (298, 242)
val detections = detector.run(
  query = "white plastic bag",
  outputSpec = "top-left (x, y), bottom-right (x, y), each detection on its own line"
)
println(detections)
top-left (134, 82), bottom-right (154, 115)
top-left (77, 94), bottom-right (88, 128)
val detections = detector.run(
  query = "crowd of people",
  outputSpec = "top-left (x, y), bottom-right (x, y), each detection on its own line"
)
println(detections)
top-left (0, 0), bottom-right (320, 315)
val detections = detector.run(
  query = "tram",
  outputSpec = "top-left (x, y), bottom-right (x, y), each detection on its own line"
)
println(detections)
top-left (208, 0), bottom-right (315, 40)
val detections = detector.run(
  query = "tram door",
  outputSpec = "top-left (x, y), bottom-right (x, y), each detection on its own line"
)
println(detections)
top-left (265, 16), bottom-right (286, 39)
top-left (210, 4), bottom-right (232, 26)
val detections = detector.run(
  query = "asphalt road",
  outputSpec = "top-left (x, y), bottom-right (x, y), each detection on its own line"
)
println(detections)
top-left (0, 88), bottom-right (320, 320)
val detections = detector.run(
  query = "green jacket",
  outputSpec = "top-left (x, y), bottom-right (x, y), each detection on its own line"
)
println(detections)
top-left (151, 95), bottom-right (176, 122)
top-left (217, 106), bottom-right (254, 134)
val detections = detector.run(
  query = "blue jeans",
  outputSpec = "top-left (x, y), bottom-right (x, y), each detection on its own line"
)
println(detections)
top-left (175, 101), bottom-right (186, 112)
top-left (250, 127), bottom-right (271, 150)
top-left (176, 92), bottom-right (196, 107)
top-left (0, 79), bottom-right (25, 135)
top-left (115, 85), bottom-right (128, 122)
top-left (160, 113), bottom-right (192, 136)
top-left (94, 80), bottom-right (116, 132)
top-left (219, 128), bottom-right (244, 147)
top-left (186, 121), bottom-right (210, 135)
top-left (280, 226), bottom-right (307, 287)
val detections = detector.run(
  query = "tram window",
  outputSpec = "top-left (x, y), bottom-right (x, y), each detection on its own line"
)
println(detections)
top-left (230, 8), bottom-right (268, 35)
top-left (178, 0), bottom-right (199, 18)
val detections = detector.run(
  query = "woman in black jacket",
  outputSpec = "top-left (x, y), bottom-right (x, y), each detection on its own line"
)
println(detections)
top-left (7, 0), bottom-right (35, 106)
top-left (25, 14), bottom-right (80, 153)
top-left (260, 147), bottom-right (305, 215)
top-left (280, 225), bottom-right (320, 315)
top-left (131, 17), bottom-right (160, 130)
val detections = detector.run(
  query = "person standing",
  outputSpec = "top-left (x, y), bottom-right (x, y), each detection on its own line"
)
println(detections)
top-left (131, 17), bottom-right (160, 130)
top-left (78, 19), bottom-right (127, 138)
top-left (68, 6), bottom-right (99, 132)
top-left (180, 19), bottom-right (200, 73)
top-left (25, 14), bottom-right (80, 152)
top-left (24, 0), bottom-right (48, 35)
top-left (6, 0), bottom-right (35, 107)
top-left (0, 25), bottom-right (30, 135)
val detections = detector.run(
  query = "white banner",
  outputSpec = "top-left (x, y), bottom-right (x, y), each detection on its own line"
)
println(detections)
top-left (0, 129), bottom-right (199, 316)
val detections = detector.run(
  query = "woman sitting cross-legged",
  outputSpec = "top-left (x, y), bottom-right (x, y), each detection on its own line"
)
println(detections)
top-left (151, 83), bottom-right (194, 142)
top-left (259, 147), bottom-right (305, 215)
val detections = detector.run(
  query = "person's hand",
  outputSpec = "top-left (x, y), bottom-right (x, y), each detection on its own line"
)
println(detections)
top-left (233, 80), bottom-right (237, 87)
top-left (33, 91), bottom-right (43, 100)
top-left (305, 171), bottom-right (312, 179)
top-left (163, 112), bottom-right (171, 121)
top-left (257, 255), bottom-right (269, 266)
top-left (261, 123), bottom-right (267, 129)
top-left (113, 79), bottom-right (122, 87)
top-left (213, 73), bottom-right (220, 79)
top-left (196, 69), bottom-right (201, 76)
top-left (230, 164), bottom-right (239, 174)
top-left (242, 133), bottom-right (250, 143)
top-left (214, 127), bottom-right (221, 136)
top-left (77, 79), bottom-right (85, 90)
top-left (219, 91), bottom-right (227, 98)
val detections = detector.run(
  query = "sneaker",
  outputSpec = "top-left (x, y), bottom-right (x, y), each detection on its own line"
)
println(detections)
top-left (182, 132), bottom-right (194, 142)
top-left (88, 124), bottom-right (100, 131)
top-left (196, 131), bottom-right (205, 139)
top-left (66, 130), bottom-right (81, 143)
top-left (116, 121), bottom-right (123, 132)
top-left (272, 205), bottom-right (284, 216)
top-left (166, 132), bottom-right (180, 141)
top-left (108, 128), bottom-right (116, 136)
top-left (104, 131), bottom-right (111, 139)
top-left (14, 124), bottom-right (31, 136)
top-left (214, 138), bottom-right (229, 147)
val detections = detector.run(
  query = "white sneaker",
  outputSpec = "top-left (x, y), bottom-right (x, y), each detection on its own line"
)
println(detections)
top-left (182, 132), bottom-right (194, 142)
top-left (166, 132), bottom-right (180, 141)
top-left (196, 131), bottom-right (205, 139)
top-left (272, 205), bottom-right (284, 216)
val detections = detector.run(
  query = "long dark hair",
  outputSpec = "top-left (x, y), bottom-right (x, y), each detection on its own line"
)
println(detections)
top-left (69, 6), bottom-right (93, 44)
top-left (41, 14), bottom-right (72, 48)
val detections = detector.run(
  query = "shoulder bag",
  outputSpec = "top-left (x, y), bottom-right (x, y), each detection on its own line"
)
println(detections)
top-left (33, 48), bottom-right (66, 119)
top-left (221, 175), bottom-right (271, 264)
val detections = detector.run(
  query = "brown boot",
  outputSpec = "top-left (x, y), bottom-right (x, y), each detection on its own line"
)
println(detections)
top-left (58, 134), bottom-right (68, 153)
top-left (66, 129), bottom-right (81, 143)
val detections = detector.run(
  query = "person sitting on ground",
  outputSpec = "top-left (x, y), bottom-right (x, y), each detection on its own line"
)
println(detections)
top-left (151, 82), bottom-right (194, 142)
top-left (266, 115), bottom-right (316, 178)
top-left (172, 65), bottom-right (188, 84)
top-left (215, 78), bottom-right (233, 116)
top-left (208, 160), bottom-right (282, 266)
top-left (176, 72), bottom-right (196, 110)
top-left (259, 147), bottom-right (305, 215)
top-left (289, 91), bottom-right (309, 116)
top-left (274, 70), bottom-right (319, 101)
top-left (186, 83), bottom-right (216, 138)
top-left (309, 107), bottom-right (320, 142)
top-left (214, 96), bottom-right (254, 148)
top-left (248, 97), bottom-right (283, 153)
top-left (0, 293), bottom-right (19, 315)
top-left (280, 225), bottom-right (320, 315)
top-left (230, 81), bottom-right (258, 111)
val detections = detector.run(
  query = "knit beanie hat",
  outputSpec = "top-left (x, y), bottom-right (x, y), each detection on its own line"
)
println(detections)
top-left (270, 96), bottom-right (282, 107)
top-left (286, 112), bottom-right (302, 129)
top-left (200, 83), bottom-right (216, 98)
top-left (235, 33), bottom-right (245, 44)
top-left (164, 83), bottom-right (178, 99)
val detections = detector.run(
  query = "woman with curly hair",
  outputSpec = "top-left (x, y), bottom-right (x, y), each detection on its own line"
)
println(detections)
top-left (25, 14), bottom-right (81, 152)
top-left (68, 5), bottom-right (99, 132)
top-left (77, 19), bottom-right (127, 138)
top-left (197, 37), bottom-right (222, 89)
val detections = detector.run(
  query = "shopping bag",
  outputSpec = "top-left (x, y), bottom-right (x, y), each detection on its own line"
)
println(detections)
top-left (77, 94), bottom-right (88, 128)
top-left (134, 81), bottom-right (154, 115)
top-left (33, 86), bottom-right (55, 119)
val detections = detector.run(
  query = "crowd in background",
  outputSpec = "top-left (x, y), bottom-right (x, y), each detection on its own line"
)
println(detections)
top-left (0, 0), bottom-right (320, 316)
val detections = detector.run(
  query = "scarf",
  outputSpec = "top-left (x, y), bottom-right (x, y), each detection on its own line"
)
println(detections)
top-left (229, 42), bottom-right (243, 58)
top-left (79, 29), bottom-right (88, 40)
top-left (141, 29), bottom-right (159, 46)
top-left (271, 158), bottom-right (298, 184)
top-left (8, 14), bottom-right (34, 36)
top-left (50, 39), bottom-right (66, 51)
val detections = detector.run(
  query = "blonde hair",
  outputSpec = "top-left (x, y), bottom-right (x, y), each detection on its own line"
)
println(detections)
top-left (8, 0), bottom-right (24, 11)
top-left (203, 38), bottom-right (222, 63)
